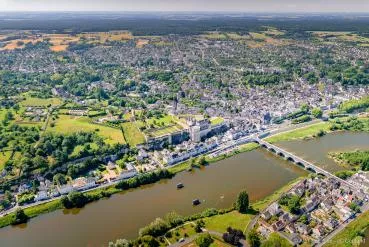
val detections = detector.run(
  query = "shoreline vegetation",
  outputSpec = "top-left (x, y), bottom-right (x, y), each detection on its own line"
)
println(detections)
top-left (122, 176), bottom-right (305, 247)
top-left (0, 117), bottom-right (368, 232)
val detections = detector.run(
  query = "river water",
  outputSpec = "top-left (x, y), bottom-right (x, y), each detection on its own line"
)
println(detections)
top-left (1, 131), bottom-right (369, 247)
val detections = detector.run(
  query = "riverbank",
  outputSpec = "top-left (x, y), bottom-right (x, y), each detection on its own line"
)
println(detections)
top-left (0, 118), bottom-right (354, 230)
top-left (128, 176), bottom-right (305, 246)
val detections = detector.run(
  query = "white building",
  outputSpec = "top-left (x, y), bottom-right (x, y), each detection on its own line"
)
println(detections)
top-left (72, 177), bottom-right (96, 191)
top-left (119, 163), bottom-right (138, 180)
top-left (35, 191), bottom-right (49, 201)
top-left (57, 184), bottom-right (73, 195)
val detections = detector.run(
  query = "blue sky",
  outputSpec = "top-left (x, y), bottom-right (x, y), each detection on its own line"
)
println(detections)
top-left (1, 0), bottom-right (369, 12)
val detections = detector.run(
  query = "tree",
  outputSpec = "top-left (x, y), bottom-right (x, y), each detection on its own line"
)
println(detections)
top-left (287, 196), bottom-right (301, 214)
top-left (197, 156), bottom-right (208, 166)
top-left (140, 235), bottom-right (159, 247)
top-left (223, 227), bottom-right (245, 245)
top-left (138, 217), bottom-right (170, 237)
top-left (12, 208), bottom-right (29, 225)
top-left (108, 239), bottom-right (129, 247)
top-left (195, 233), bottom-right (213, 247)
top-left (311, 107), bottom-right (323, 118)
top-left (53, 173), bottom-right (67, 185)
top-left (164, 211), bottom-right (184, 227)
top-left (247, 229), bottom-right (261, 247)
top-left (194, 219), bottom-right (205, 233)
top-left (235, 190), bottom-right (249, 213)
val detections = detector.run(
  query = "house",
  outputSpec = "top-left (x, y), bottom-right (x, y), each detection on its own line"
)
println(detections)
top-left (272, 220), bottom-right (285, 231)
top-left (137, 149), bottom-right (149, 161)
top-left (281, 213), bottom-right (291, 224)
top-left (261, 211), bottom-right (272, 221)
top-left (323, 218), bottom-right (339, 230)
top-left (321, 198), bottom-right (334, 212)
top-left (333, 206), bottom-right (354, 222)
top-left (18, 184), bottom-right (31, 194)
top-left (119, 163), bottom-right (137, 180)
top-left (107, 161), bottom-right (116, 170)
top-left (268, 202), bottom-right (281, 216)
top-left (304, 197), bottom-right (320, 212)
top-left (286, 224), bottom-right (296, 234)
top-left (295, 222), bottom-right (310, 235)
top-left (58, 184), bottom-right (73, 195)
top-left (291, 234), bottom-right (303, 245)
top-left (72, 177), bottom-right (96, 191)
top-left (312, 225), bottom-right (326, 238)
top-left (35, 191), bottom-right (49, 201)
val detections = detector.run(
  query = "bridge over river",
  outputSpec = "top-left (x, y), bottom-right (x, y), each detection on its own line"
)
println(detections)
top-left (252, 137), bottom-right (357, 190)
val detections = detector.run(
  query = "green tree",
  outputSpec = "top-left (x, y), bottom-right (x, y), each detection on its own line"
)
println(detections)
top-left (12, 208), bottom-right (29, 225)
top-left (311, 107), bottom-right (323, 118)
top-left (194, 219), bottom-right (205, 233)
top-left (108, 239), bottom-right (129, 247)
top-left (53, 173), bottom-right (67, 185)
top-left (140, 235), bottom-right (159, 247)
top-left (248, 229), bottom-right (261, 247)
top-left (195, 233), bottom-right (213, 247)
top-left (288, 196), bottom-right (301, 214)
top-left (197, 156), bottom-right (208, 166)
top-left (235, 190), bottom-right (249, 213)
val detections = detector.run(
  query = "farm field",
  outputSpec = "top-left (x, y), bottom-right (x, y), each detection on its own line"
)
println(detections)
top-left (47, 115), bottom-right (125, 144)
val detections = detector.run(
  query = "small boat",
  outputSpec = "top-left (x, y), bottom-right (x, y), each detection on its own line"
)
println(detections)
top-left (192, 199), bottom-right (201, 206)
top-left (177, 183), bottom-right (184, 189)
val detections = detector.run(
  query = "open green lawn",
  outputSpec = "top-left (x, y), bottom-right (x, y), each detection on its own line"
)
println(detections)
top-left (210, 117), bottom-right (224, 126)
top-left (149, 125), bottom-right (182, 137)
top-left (121, 122), bottom-right (146, 146)
top-left (70, 143), bottom-right (99, 158)
top-left (0, 151), bottom-right (12, 170)
top-left (204, 211), bottom-right (253, 233)
top-left (20, 96), bottom-right (62, 107)
top-left (47, 115), bottom-right (125, 144)
top-left (266, 122), bottom-right (331, 143)
top-left (0, 109), bottom-right (7, 121)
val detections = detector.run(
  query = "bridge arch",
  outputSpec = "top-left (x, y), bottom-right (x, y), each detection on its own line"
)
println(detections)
top-left (261, 144), bottom-right (268, 149)
top-left (278, 152), bottom-right (285, 157)
top-left (296, 162), bottom-right (305, 168)
top-left (269, 147), bottom-right (276, 153)
top-left (287, 156), bottom-right (295, 162)
top-left (306, 167), bottom-right (316, 173)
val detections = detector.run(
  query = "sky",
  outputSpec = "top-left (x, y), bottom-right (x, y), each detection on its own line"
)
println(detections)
top-left (1, 0), bottom-right (369, 12)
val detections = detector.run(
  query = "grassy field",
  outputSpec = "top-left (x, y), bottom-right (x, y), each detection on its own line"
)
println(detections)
top-left (204, 211), bottom-right (253, 233)
top-left (47, 115), bottom-right (125, 144)
top-left (121, 122), bottom-right (146, 146)
top-left (20, 96), bottom-right (62, 107)
top-left (0, 151), bottom-right (12, 170)
top-left (210, 117), bottom-right (224, 126)
top-left (266, 122), bottom-right (331, 143)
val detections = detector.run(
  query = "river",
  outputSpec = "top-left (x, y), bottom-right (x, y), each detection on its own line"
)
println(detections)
top-left (1, 131), bottom-right (369, 247)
